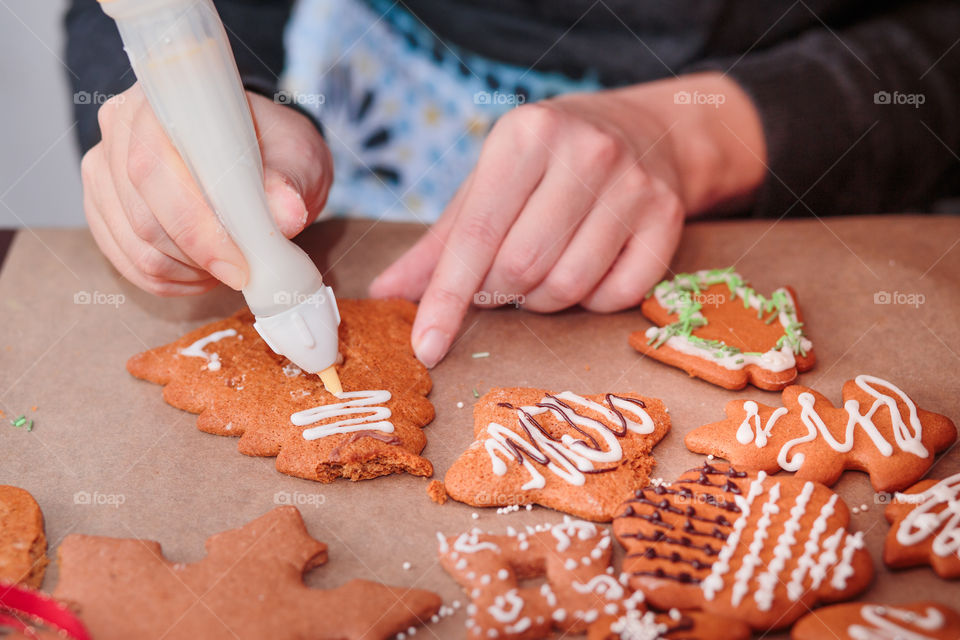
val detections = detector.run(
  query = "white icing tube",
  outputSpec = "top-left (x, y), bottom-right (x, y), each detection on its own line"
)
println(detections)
top-left (98, 0), bottom-right (340, 378)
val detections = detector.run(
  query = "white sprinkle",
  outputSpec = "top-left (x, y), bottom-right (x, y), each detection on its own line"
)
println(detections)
top-left (402, 561), bottom-right (412, 570)
top-left (453, 600), bottom-right (461, 609)
top-left (472, 352), bottom-right (490, 358)
top-left (669, 608), bottom-right (681, 621)
top-left (407, 627), bottom-right (416, 635)
top-left (472, 512), bottom-right (479, 520)
top-left (707, 454), bottom-right (714, 460)
top-left (860, 504), bottom-right (869, 511)
top-left (526, 505), bottom-right (532, 511)
top-left (457, 401), bottom-right (464, 409)
top-left (852, 507), bottom-right (860, 514)
top-left (498, 569), bottom-right (509, 580)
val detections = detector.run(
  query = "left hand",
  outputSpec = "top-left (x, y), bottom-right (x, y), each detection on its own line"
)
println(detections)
top-left (369, 74), bottom-right (766, 368)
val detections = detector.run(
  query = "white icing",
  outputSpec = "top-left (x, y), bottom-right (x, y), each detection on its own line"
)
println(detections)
top-left (571, 575), bottom-right (625, 600)
top-left (776, 375), bottom-right (929, 471)
top-left (609, 610), bottom-right (670, 640)
top-left (436, 532), bottom-right (449, 553)
top-left (488, 589), bottom-right (523, 623)
top-left (730, 483), bottom-right (780, 606)
top-left (178, 328), bottom-right (237, 368)
top-left (786, 494), bottom-right (837, 601)
top-left (736, 402), bottom-right (789, 447)
top-left (895, 472), bottom-right (960, 557)
top-left (701, 471), bottom-right (766, 601)
top-left (550, 518), bottom-right (598, 552)
top-left (484, 392), bottom-right (655, 490)
top-left (292, 390), bottom-right (393, 441)
top-left (452, 532), bottom-right (500, 554)
top-left (848, 605), bottom-right (945, 640)
top-left (754, 481), bottom-right (814, 611)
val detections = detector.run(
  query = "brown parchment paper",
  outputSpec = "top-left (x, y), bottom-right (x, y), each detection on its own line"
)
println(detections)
top-left (0, 215), bottom-right (958, 639)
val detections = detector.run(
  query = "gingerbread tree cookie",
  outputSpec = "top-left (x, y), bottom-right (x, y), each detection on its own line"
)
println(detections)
top-left (792, 601), bottom-right (960, 640)
top-left (685, 374), bottom-right (957, 492)
top-left (631, 268), bottom-right (815, 390)
top-left (0, 485), bottom-right (48, 588)
top-left (884, 473), bottom-right (960, 578)
top-left (443, 388), bottom-right (670, 521)
top-left (44, 507), bottom-right (440, 639)
top-left (612, 463), bottom-right (873, 631)
top-left (127, 299), bottom-right (435, 482)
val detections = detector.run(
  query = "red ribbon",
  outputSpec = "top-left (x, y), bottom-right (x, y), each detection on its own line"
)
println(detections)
top-left (0, 582), bottom-right (90, 640)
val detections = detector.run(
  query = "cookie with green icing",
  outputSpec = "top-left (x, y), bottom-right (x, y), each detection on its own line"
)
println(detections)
top-left (630, 268), bottom-right (815, 390)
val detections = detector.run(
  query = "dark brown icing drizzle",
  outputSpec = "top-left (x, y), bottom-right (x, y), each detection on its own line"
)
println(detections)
top-left (328, 430), bottom-right (402, 463)
top-left (618, 463), bottom-right (749, 585)
top-left (493, 393), bottom-right (651, 476)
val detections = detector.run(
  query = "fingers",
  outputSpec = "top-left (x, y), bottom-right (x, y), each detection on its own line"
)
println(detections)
top-left (251, 92), bottom-right (333, 237)
top-left (368, 172), bottom-right (473, 301)
top-left (411, 115), bottom-right (551, 366)
top-left (477, 159), bottom-right (601, 305)
top-left (581, 180), bottom-right (684, 312)
top-left (124, 101), bottom-right (249, 289)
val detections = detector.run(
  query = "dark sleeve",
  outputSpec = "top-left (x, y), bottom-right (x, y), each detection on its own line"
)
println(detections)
top-left (64, 0), bottom-right (294, 154)
top-left (697, 1), bottom-right (960, 217)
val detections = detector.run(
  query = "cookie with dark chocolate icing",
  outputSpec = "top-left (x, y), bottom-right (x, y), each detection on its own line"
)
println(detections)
top-left (444, 388), bottom-right (670, 522)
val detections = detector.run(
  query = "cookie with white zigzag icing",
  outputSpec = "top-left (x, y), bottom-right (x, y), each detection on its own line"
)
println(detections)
top-left (612, 463), bottom-right (873, 631)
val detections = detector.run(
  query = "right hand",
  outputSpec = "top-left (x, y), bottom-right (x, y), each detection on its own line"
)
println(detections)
top-left (81, 83), bottom-right (333, 296)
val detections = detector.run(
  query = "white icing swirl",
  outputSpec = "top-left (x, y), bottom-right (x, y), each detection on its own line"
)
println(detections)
top-left (291, 390), bottom-right (393, 441)
top-left (848, 605), bottom-right (945, 640)
top-left (895, 472), bottom-right (960, 557)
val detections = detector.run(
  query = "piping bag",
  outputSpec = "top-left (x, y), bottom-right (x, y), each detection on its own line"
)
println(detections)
top-left (99, 0), bottom-right (343, 394)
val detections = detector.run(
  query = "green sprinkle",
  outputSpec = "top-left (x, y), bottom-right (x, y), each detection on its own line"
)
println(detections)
top-left (12, 415), bottom-right (26, 427)
top-left (472, 388), bottom-right (480, 398)
top-left (471, 352), bottom-right (490, 359)
top-left (25, 420), bottom-right (33, 432)
top-left (764, 312), bottom-right (779, 324)
top-left (743, 351), bottom-right (763, 356)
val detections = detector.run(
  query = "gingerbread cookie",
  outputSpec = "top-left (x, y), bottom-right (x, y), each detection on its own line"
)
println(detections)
top-left (630, 268), bottom-right (815, 390)
top-left (884, 472), bottom-right (960, 578)
top-left (792, 601), bottom-right (960, 640)
top-left (612, 463), bottom-right (873, 631)
top-left (443, 389), bottom-right (670, 521)
top-left (0, 485), bottom-right (48, 588)
top-left (43, 506), bottom-right (440, 639)
top-left (685, 374), bottom-right (957, 492)
top-left (127, 299), bottom-right (435, 482)
top-left (438, 518), bottom-right (645, 638)
top-left (587, 609), bottom-right (750, 640)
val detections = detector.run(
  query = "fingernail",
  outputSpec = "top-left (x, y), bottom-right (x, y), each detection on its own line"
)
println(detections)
top-left (266, 176), bottom-right (308, 237)
top-left (414, 328), bottom-right (448, 368)
top-left (208, 260), bottom-right (247, 290)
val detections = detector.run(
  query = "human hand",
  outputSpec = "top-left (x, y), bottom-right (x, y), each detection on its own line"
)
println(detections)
top-left (81, 83), bottom-right (332, 295)
top-left (371, 73), bottom-right (766, 368)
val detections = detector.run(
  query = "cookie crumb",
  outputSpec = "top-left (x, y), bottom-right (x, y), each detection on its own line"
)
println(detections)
top-left (427, 480), bottom-right (447, 505)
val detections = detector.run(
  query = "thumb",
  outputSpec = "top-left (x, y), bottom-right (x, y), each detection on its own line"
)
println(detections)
top-left (249, 92), bottom-right (333, 238)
